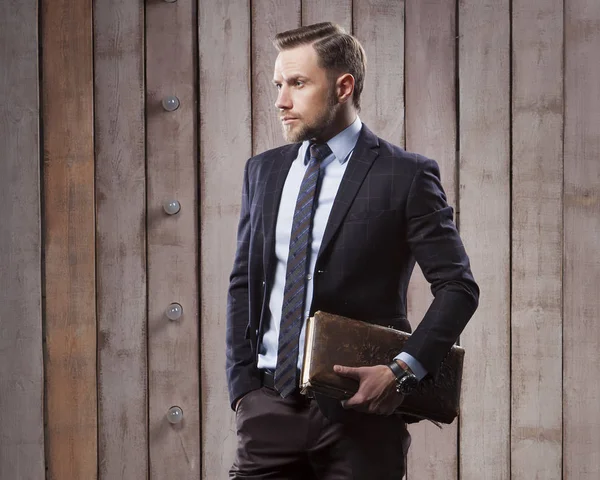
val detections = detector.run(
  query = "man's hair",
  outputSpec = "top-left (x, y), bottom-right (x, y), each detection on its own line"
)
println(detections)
top-left (273, 22), bottom-right (367, 111)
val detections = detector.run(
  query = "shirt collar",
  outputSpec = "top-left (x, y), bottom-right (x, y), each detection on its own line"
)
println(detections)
top-left (302, 116), bottom-right (362, 165)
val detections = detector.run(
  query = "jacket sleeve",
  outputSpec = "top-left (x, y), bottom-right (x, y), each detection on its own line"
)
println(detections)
top-left (401, 157), bottom-right (480, 375)
top-left (226, 159), bottom-right (261, 409)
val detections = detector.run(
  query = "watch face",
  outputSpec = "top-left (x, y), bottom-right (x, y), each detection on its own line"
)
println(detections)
top-left (398, 374), bottom-right (419, 395)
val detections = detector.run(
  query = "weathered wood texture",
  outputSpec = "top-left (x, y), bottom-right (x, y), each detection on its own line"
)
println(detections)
top-left (353, 0), bottom-right (405, 147)
top-left (0, 1), bottom-right (44, 479)
top-left (146, 0), bottom-right (200, 477)
top-left (3, 2), bottom-right (600, 479)
top-left (94, 1), bottom-right (147, 478)
top-left (404, 1), bottom-right (458, 478)
top-left (302, 0), bottom-right (352, 33)
top-left (199, 0), bottom-right (252, 478)
top-left (252, 0), bottom-right (301, 154)
top-left (458, 1), bottom-right (511, 478)
top-left (42, 0), bottom-right (98, 478)
top-left (511, 1), bottom-right (564, 478)
top-left (564, 0), bottom-right (600, 478)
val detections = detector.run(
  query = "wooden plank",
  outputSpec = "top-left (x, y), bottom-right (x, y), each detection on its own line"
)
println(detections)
top-left (146, 0), bottom-right (200, 477)
top-left (511, 1), bottom-right (563, 478)
top-left (41, 0), bottom-right (97, 478)
top-left (564, 0), bottom-right (600, 477)
top-left (252, 0), bottom-right (301, 155)
top-left (198, 1), bottom-right (251, 478)
top-left (404, 1), bottom-right (458, 478)
top-left (458, 1), bottom-right (511, 478)
top-left (302, 0), bottom-right (351, 33)
top-left (94, 1), bottom-right (147, 478)
top-left (0, 1), bottom-right (45, 479)
top-left (353, 0), bottom-right (404, 147)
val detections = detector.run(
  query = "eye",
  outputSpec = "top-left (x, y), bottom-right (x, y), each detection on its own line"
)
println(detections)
top-left (274, 83), bottom-right (282, 90)
top-left (295, 80), bottom-right (304, 87)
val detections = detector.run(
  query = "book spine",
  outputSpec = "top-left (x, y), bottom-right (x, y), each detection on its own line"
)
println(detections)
top-left (300, 316), bottom-right (316, 388)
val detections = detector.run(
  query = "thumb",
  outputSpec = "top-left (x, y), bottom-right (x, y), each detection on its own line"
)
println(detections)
top-left (334, 364), bottom-right (361, 380)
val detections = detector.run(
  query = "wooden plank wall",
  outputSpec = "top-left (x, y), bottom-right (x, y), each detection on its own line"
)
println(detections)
top-left (303, 0), bottom-right (352, 33)
top-left (199, 0), bottom-right (252, 477)
top-left (511, 1), bottom-right (563, 478)
top-left (2, 1), bottom-right (600, 479)
top-left (0, 2), bottom-right (44, 480)
top-left (405, 1), bottom-right (458, 478)
top-left (146, 0), bottom-right (200, 477)
top-left (564, 0), bottom-right (600, 477)
top-left (252, 0), bottom-right (301, 155)
top-left (94, 0), bottom-right (147, 478)
top-left (354, 0), bottom-right (405, 147)
top-left (42, 0), bottom-right (98, 478)
top-left (459, 1), bottom-right (511, 479)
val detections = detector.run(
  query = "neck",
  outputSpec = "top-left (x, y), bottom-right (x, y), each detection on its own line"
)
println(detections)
top-left (314, 107), bottom-right (357, 143)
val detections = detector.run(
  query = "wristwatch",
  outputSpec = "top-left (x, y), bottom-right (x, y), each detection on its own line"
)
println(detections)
top-left (387, 360), bottom-right (419, 395)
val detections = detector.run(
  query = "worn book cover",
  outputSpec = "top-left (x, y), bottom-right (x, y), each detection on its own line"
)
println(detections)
top-left (300, 311), bottom-right (465, 424)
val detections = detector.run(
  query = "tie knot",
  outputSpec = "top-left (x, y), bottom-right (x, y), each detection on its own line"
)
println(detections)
top-left (309, 143), bottom-right (332, 163)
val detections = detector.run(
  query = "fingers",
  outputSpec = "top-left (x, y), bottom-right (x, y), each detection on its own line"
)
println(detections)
top-left (343, 394), bottom-right (389, 415)
top-left (343, 393), bottom-right (397, 415)
top-left (336, 365), bottom-right (401, 414)
top-left (334, 364), bottom-right (361, 380)
top-left (343, 391), bottom-right (366, 408)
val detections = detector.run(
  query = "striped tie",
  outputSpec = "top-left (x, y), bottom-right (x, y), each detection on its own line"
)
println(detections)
top-left (274, 142), bottom-right (332, 398)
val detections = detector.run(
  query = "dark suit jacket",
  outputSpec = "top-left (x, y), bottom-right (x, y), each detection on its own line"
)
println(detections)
top-left (226, 124), bottom-right (479, 416)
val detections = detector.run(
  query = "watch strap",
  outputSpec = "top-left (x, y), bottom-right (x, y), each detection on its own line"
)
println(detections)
top-left (387, 360), bottom-right (406, 380)
top-left (388, 360), bottom-right (419, 395)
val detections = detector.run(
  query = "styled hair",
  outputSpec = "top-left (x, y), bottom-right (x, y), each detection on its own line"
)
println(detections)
top-left (273, 22), bottom-right (367, 111)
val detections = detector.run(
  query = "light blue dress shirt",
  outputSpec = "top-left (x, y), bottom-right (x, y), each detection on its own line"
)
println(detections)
top-left (257, 116), bottom-right (426, 380)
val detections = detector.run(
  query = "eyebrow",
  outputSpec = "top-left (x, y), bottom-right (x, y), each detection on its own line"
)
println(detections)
top-left (272, 75), bottom-right (309, 85)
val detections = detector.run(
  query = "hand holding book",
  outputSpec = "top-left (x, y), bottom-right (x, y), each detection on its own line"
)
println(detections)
top-left (300, 311), bottom-right (465, 424)
top-left (333, 364), bottom-right (404, 416)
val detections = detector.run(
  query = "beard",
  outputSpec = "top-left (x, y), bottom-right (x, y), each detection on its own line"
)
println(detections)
top-left (280, 87), bottom-right (339, 143)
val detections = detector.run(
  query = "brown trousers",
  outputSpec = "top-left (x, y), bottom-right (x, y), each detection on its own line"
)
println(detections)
top-left (230, 387), bottom-right (411, 479)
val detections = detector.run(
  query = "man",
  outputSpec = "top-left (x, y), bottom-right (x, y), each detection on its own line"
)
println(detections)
top-left (226, 22), bottom-right (479, 479)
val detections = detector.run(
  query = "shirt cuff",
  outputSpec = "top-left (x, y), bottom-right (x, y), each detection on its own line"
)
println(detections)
top-left (395, 352), bottom-right (427, 381)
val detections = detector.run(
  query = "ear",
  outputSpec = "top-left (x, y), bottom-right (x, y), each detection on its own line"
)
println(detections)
top-left (336, 73), bottom-right (355, 104)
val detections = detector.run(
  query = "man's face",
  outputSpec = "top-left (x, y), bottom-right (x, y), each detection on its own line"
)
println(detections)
top-left (273, 44), bottom-right (339, 143)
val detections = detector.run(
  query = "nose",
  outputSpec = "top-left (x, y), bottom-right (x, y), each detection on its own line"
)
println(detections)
top-left (275, 85), bottom-right (292, 110)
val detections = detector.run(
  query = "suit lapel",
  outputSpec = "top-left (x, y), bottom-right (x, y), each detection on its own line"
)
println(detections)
top-left (262, 143), bottom-right (301, 278)
top-left (317, 124), bottom-right (380, 260)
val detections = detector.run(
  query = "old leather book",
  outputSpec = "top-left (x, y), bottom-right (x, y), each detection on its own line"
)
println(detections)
top-left (300, 311), bottom-right (465, 424)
